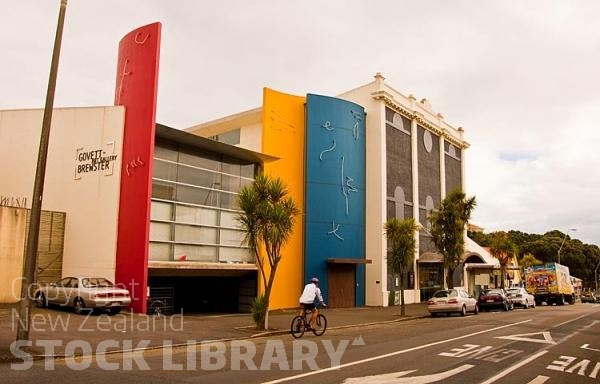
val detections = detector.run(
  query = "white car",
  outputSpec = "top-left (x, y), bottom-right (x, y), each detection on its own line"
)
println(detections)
top-left (506, 287), bottom-right (536, 309)
top-left (427, 288), bottom-right (479, 317)
top-left (34, 277), bottom-right (131, 314)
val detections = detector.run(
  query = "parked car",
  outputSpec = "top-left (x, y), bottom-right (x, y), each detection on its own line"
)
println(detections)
top-left (427, 288), bottom-right (479, 317)
top-left (34, 277), bottom-right (131, 314)
top-left (506, 287), bottom-right (536, 309)
top-left (478, 288), bottom-right (513, 311)
top-left (581, 291), bottom-right (599, 303)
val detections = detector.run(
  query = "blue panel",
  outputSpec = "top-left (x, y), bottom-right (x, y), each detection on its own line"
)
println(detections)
top-left (304, 94), bottom-right (366, 306)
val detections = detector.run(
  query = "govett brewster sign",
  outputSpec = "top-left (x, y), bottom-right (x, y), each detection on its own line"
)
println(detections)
top-left (74, 141), bottom-right (118, 179)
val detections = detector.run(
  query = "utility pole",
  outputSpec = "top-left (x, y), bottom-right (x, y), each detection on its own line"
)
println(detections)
top-left (16, 0), bottom-right (68, 342)
top-left (595, 261), bottom-right (600, 292)
top-left (557, 228), bottom-right (576, 265)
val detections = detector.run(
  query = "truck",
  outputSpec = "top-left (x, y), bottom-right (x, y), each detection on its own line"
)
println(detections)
top-left (524, 263), bottom-right (576, 305)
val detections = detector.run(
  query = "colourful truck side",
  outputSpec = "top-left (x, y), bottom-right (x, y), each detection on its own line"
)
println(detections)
top-left (524, 263), bottom-right (576, 305)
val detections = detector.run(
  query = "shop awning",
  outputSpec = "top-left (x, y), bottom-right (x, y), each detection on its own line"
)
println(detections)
top-left (418, 252), bottom-right (443, 263)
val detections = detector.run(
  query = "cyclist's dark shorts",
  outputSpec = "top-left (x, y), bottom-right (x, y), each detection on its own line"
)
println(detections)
top-left (301, 303), bottom-right (316, 311)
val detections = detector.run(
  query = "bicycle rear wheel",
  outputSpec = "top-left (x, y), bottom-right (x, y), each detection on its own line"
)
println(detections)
top-left (290, 316), bottom-right (305, 338)
top-left (312, 314), bottom-right (327, 336)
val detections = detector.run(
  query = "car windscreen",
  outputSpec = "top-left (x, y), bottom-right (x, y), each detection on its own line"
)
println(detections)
top-left (432, 291), bottom-right (450, 298)
top-left (82, 278), bottom-right (114, 288)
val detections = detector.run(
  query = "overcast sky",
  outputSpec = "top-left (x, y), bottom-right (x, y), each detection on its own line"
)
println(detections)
top-left (1, 1), bottom-right (598, 247)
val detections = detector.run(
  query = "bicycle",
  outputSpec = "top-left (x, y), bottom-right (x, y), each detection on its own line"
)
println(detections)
top-left (150, 299), bottom-right (166, 317)
top-left (290, 303), bottom-right (327, 338)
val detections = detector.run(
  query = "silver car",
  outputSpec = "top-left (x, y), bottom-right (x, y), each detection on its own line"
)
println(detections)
top-left (34, 277), bottom-right (131, 314)
top-left (506, 287), bottom-right (536, 309)
top-left (427, 288), bottom-right (479, 317)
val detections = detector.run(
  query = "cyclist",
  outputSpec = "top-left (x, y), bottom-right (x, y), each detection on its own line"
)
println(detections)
top-left (299, 277), bottom-right (326, 329)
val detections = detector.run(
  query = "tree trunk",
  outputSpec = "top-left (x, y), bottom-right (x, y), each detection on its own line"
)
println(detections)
top-left (399, 271), bottom-right (406, 316)
top-left (446, 266), bottom-right (455, 289)
top-left (260, 268), bottom-right (278, 331)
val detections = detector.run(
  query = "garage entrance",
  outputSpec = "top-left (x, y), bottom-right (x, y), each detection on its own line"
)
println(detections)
top-left (148, 264), bottom-right (257, 314)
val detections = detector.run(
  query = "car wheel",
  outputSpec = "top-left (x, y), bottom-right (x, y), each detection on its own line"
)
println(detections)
top-left (460, 305), bottom-right (467, 316)
top-left (503, 302), bottom-right (509, 311)
top-left (111, 307), bottom-right (122, 315)
top-left (74, 298), bottom-right (87, 315)
top-left (430, 312), bottom-right (437, 317)
top-left (35, 292), bottom-right (47, 308)
top-left (473, 304), bottom-right (479, 315)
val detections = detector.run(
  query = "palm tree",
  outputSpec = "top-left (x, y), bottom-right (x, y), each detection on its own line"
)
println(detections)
top-left (384, 217), bottom-right (419, 316)
top-left (489, 231), bottom-right (517, 288)
top-left (429, 190), bottom-right (476, 289)
top-left (238, 173), bottom-right (299, 330)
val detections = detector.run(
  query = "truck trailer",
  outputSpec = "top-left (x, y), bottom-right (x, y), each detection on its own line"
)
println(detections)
top-left (524, 263), bottom-right (576, 305)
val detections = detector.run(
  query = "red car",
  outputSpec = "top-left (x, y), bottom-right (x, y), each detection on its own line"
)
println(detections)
top-left (478, 288), bottom-right (513, 312)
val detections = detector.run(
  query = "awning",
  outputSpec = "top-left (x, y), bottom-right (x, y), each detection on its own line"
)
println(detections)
top-left (418, 252), bottom-right (443, 263)
top-left (327, 258), bottom-right (372, 264)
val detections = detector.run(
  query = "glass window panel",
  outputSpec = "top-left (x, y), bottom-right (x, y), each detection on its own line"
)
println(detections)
top-left (149, 243), bottom-right (172, 261)
top-left (220, 211), bottom-right (240, 228)
top-left (175, 244), bottom-right (217, 262)
top-left (151, 201), bottom-right (173, 221)
top-left (178, 164), bottom-right (220, 187)
top-left (176, 205), bottom-right (217, 226)
top-left (175, 224), bottom-right (217, 244)
top-left (220, 191), bottom-right (239, 210)
top-left (153, 159), bottom-right (177, 181)
top-left (221, 174), bottom-right (241, 193)
top-left (217, 129), bottom-right (240, 145)
top-left (154, 141), bottom-right (178, 161)
top-left (240, 177), bottom-right (253, 189)
top-left (220, 228), bottom-right (245, 246)
top-left (152, 180), bottom-right (176, 200)
top-left (222, 159), bottom-right (241, 177)
top-left (219, 247), bottom-right (253, 263)
top-left (240, 164), bottom-right (255, 179)
top-left (179, 149), bottom-right (220, 171)
top-left (150, 222), bottom-right (172, 242)
top-left (177, 184), bottom-right (207, 205)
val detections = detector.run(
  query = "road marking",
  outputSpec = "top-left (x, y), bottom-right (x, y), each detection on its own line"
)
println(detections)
top-left (342, 364), bottom-right (474, 384)
top-left (528, 375), bottom-right (550, 384)
top-left (496, 331), bottom-right (555, 344)
top-left (581, 344), bottom-right (600, 352)
top-left (479, 350), bottom-right (548, 384)
top-left (260, 319), bottom-right (531, 384)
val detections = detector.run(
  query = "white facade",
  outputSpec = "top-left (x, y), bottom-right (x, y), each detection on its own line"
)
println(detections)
top-left (0, 106), bottom-right (125, 280)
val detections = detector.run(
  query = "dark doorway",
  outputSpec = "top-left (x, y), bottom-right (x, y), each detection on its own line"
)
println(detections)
top-left (328, 264), bottom-right (355, 308)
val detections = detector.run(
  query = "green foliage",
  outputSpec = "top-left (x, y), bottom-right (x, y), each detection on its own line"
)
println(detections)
top-left (384, 217), bottom-right (419, 316)
top-left (468, 228), bottom-right (600, 289)
top-left (238, 173), bottom-right (299, 330)
top-left (488, 231), bottom-right (517, 288)
top-left (251, 294), bottom-right (267, 328)
top-left (429, 190), bottom-right (476, 288)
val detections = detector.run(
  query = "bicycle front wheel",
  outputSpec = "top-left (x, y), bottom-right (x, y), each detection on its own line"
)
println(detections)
top-left (312, 314), bottom-right (327, 336)
top-left (290, 316), bottom-right (305, 338)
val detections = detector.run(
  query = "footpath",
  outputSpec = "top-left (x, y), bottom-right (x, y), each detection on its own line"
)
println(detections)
top-left (0, 302), bottom-right (429, 364)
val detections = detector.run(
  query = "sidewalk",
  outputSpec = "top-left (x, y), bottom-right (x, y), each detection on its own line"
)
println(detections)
top-left (0, 302), bottom-right (429, 363)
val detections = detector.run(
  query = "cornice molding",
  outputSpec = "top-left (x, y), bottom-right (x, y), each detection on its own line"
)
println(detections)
top-left (372, 91), bottom-right (469, 150)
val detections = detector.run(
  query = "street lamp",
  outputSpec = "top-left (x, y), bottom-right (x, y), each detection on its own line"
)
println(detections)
top-left (557, 228), bottom-right (576, 265)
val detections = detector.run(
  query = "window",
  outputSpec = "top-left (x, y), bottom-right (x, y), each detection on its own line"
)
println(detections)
top-left (149, 141), bottom-right (257, 263)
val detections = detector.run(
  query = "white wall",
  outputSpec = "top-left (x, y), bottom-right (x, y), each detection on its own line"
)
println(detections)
top-left (0, 106), bottom-right (125, 280)
top-left (338, 81), bottom-right (389, 306)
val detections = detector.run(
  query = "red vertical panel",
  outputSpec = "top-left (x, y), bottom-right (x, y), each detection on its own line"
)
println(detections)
top-left (114, 22), bottom-right (161, 313)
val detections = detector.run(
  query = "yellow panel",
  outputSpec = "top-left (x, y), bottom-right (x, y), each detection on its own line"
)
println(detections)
top-left (260, 88), bottom-right (306, 309)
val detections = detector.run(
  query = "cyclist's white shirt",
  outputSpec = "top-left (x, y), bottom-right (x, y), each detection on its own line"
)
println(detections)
top-left (299, 283), bottom-right (324, 304)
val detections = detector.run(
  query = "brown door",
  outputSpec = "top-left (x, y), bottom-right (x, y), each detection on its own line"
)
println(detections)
top-left (328, 265), bottom-right (355, 308)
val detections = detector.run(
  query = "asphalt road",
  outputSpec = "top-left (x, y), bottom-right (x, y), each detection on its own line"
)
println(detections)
top-left (3, 303), bottom-right (599, 383)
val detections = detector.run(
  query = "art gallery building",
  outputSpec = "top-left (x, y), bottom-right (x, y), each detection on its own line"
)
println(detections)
top-left (0, 22), bottom-right (497, 313)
